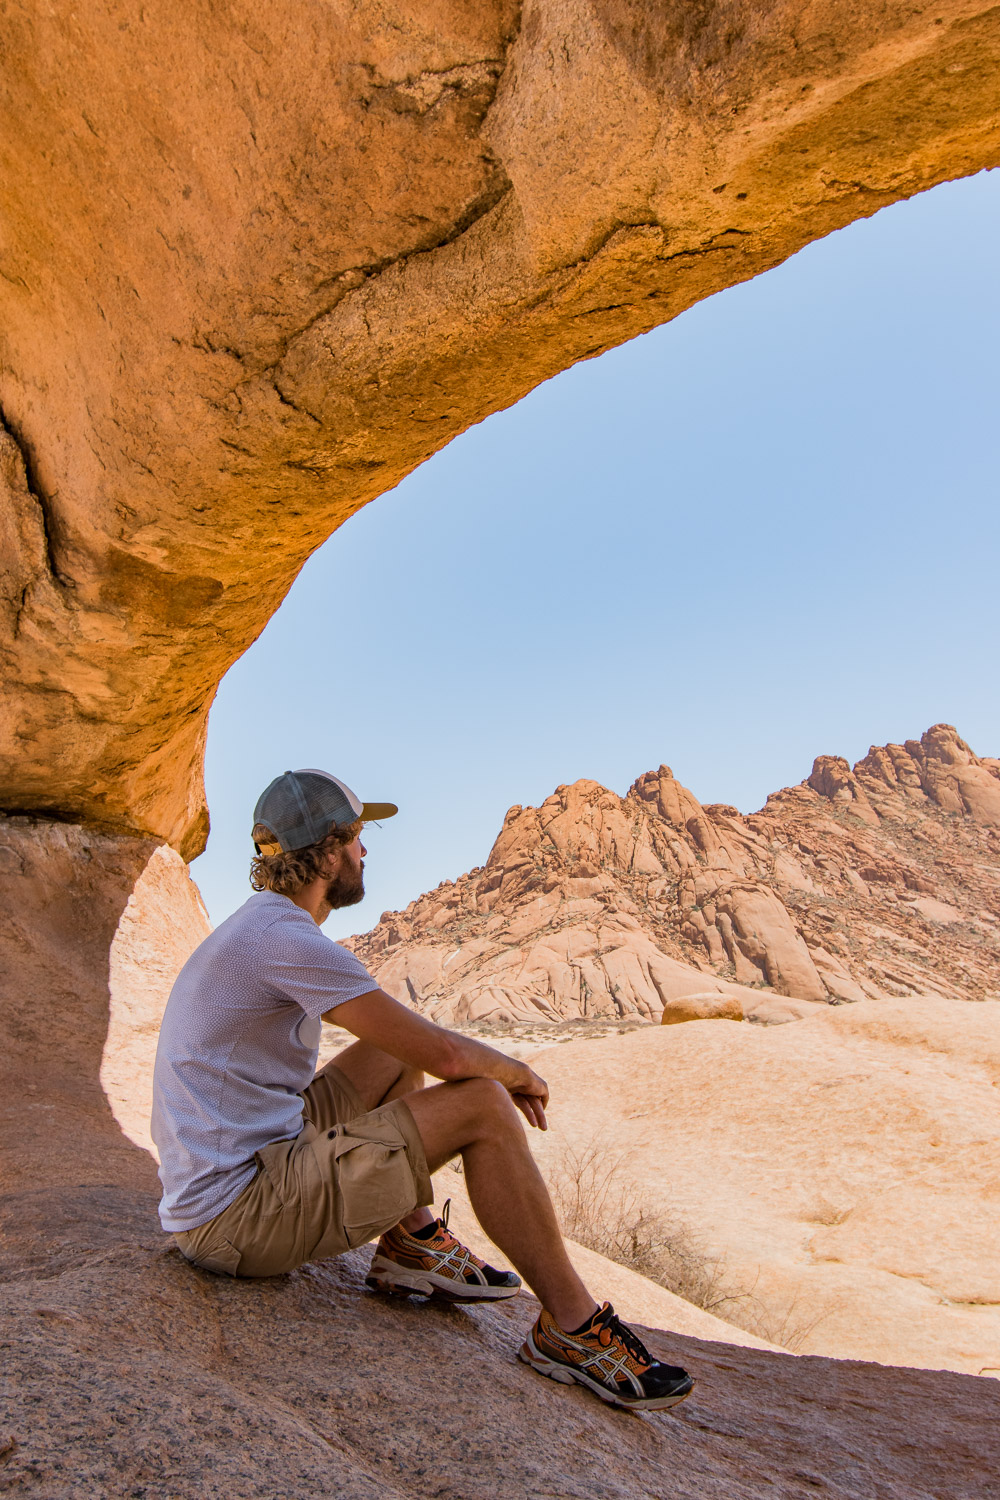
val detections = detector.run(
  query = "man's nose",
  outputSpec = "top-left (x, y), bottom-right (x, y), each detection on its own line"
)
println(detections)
top-left (360, 841), bottom-right (367, 858)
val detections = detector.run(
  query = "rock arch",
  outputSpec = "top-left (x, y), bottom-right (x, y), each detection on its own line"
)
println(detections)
top-left (2, 0), bottom-right (999, 853)
top-left (2, 7), bottom-right (1000, 1486)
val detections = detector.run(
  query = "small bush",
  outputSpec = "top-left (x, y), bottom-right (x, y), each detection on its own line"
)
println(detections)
top-left (548, 1142), bottom-right (823, 1352)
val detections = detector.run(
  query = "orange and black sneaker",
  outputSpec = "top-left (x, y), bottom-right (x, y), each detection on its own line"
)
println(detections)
top-left (366, 1199), bottom-right (521, 1303)
top-left (519, 1302), bottom-right (694, 1411)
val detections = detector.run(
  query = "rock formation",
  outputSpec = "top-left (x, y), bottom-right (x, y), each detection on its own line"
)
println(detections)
top-left (0, 818), bottom-right (162, 1282)
top-left (3, 1237), bottom-right (997, 1498)
top-left (2, 3), bottom-right (1000, 850)
top-left (525, 995), bottom-right (1000, 1376)
top-left (102, 845), bottom-right (213, 1158)
top-left (348, 724), bottom-right (1000, 1025)
top-left (4, 5), bottom-right (1000, 1491)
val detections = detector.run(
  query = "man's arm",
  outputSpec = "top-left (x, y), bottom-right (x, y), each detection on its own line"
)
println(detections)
top-left (326, 988), bottom-right (549, 1128)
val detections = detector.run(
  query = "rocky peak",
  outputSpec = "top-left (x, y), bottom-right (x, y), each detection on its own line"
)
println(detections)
top-left (807, 755), bottom-right (880, 827)
top-left (348, 727), bottom-right (1000, 1026)
top-left (855, 723), bottom-right (1000, 824)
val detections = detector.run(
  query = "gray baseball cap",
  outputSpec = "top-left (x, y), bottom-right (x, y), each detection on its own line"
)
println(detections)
top-left (252, 768), bottom-right (397, 855)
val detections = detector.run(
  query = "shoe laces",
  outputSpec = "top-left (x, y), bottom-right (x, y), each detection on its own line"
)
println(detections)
top-left (593, 1305), bottom-right (651, 1369)
top-left (429, 1198), bottom-right (458, 1246)
top-left (392, 1197), bottom-right (453, 1246)
top-left (399, 1198), bottom-right (482, 1260)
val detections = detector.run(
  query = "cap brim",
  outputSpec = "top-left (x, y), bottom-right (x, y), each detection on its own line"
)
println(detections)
top-left (360, 802), bottom-right (398, 822)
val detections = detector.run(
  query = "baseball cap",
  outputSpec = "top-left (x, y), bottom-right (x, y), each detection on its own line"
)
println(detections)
top-left (252, 769), bottom-right (397, 855)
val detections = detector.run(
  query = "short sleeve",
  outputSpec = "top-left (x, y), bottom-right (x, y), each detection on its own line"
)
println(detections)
top-left (258, 916), bottom-right (379, 1018)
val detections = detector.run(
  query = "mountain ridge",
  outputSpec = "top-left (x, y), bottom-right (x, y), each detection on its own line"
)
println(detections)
top-left (347, 724), bottom-right (1000, 1026)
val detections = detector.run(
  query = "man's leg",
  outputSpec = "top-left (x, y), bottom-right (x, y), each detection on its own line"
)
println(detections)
top-left (325, 1045), bottom-right (594, 1320)
top-left (351, 1064), bottom-right (694, 1411)
top-left (322, 1041), bottom-right (435, 1232)
top-left (403, 1078), bottom-right (598, 1333)
top-left (329, 1039), bottom-right (423, 1111)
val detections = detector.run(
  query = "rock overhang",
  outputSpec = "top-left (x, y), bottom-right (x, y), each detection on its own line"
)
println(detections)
top-left (1, 1), bottom-right (999, 850)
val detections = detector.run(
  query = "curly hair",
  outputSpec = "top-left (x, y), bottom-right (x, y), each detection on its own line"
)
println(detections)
top-left (249, 817), bottom-right (363, 896)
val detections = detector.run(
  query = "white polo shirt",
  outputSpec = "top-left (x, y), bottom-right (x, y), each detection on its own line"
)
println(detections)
top-left (151, 891), bottom-right (378, 1232)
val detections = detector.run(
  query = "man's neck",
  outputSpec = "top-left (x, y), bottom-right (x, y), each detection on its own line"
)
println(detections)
top-left (287, 881), bottom-right (330, 926)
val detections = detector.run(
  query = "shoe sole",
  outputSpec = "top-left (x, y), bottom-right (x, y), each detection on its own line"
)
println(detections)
top-left (518, 1333), bottom-right (694, 1412)
top-left (366, 1255), bottom-right (521, 1304)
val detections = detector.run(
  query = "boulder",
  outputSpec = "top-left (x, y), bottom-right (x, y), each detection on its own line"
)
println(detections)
top-left (661, 992), bottom-right (744, 1025)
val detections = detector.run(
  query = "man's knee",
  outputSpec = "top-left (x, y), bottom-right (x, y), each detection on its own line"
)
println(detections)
top-left (457, 1077), bottom-right (520, 1132)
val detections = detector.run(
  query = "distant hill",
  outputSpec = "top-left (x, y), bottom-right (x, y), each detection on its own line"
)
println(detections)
top-left (348, 725), bottom-right (1000, 1026)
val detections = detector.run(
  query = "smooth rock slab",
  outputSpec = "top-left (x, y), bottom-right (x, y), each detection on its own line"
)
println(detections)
top-left (0, 1244), bottom-right (996, 1499)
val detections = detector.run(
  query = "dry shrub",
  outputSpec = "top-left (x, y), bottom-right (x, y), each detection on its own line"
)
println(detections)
top-left (548, 1142), bottom-right (824, 1353)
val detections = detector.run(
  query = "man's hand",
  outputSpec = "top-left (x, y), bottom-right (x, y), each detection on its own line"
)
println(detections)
top-left (503, 1062), bottom-right (551, 1128)
top-left (509, 1064), bottom-right (548, 1130)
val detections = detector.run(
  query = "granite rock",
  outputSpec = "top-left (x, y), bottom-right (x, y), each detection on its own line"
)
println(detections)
top-left (350, 725), bottom-right (1000, 1025)
top-left (525, 995), bottom-right (1000, 1376)
top-left (3, 5), bottom-right (1000, 849)
top-left (1, 1241), bottom-right (997, 1499)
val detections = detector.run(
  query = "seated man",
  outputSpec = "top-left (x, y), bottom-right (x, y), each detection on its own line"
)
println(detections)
top-left (151, 768), bottom-right (693, 1413)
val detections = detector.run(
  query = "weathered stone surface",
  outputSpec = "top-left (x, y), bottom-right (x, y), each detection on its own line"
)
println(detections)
top-left (349, 724), bottom-right (1000, 1024)
top-left (526, 995), bottom-right (1000, 1375)
top-left (2, 4), bottom-right (1000, 850)
top-left (0, 816), bottom-right (162, 1281)
top-left (1, 1241), bottom-right (997, 1499)
top-left (102, 844), bottom-right (212, 1157)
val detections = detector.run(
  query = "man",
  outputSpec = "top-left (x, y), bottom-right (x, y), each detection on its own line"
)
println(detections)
top-left (151, 768), bottom-right (693, 1413)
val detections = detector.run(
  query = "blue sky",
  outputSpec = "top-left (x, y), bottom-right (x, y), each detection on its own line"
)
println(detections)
top-left (192, 169), bottom-right (1000, 938)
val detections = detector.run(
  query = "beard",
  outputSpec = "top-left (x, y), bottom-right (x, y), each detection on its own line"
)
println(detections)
top-left (325, 861), bottom-right (365, 910)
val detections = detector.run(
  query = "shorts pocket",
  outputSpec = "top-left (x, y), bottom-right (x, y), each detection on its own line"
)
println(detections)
top-left (179, 1235), bottom-right (242, 1277)
top-left (333, 1131), bottom-right (415, 1249)
top-left (255, 1141), bottom-right (296, 1209)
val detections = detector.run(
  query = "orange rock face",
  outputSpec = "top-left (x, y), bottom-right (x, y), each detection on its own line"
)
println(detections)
top-left (4, 1242), bottom-right (997, 1500)
top-left (2, 7), bottom-right (999, 1488)
top-left (2, 4), bottom-right (1000, 850)
top-left (348, 724), bottom-right (1000, 1024)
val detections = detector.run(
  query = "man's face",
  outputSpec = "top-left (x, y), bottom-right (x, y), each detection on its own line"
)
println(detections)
top-left (324, 833), bottom-right (366, 910)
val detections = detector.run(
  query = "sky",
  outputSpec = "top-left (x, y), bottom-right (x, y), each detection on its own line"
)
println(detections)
top-left (192, 169), bottom-right (1000, 938)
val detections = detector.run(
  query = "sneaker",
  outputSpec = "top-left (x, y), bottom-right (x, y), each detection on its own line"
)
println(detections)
top-left (366, 1199), bottom-right (521, 1303)
top-left (519, 1302), bottom-right (694, 1411)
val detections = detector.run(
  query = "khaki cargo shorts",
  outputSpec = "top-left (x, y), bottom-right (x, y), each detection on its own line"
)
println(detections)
top-left (173, 1061), bottom-right (432, 1277)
